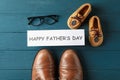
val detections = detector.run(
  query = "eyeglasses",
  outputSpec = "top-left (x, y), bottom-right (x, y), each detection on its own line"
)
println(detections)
top-left (27, 15), bottom-right (59, 26)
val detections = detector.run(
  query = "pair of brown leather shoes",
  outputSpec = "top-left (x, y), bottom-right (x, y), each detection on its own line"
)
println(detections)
top-left (32, 49), bottom-right (83, 80)
top-left (67, 3), bottom-right (104, 47)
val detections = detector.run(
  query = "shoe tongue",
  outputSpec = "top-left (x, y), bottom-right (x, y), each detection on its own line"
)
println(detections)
top-left (77, 14), bottom-right (83, 18)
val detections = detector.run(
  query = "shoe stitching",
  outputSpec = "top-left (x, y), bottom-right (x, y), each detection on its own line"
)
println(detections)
top-left (90, 27), bottom-right (103, 38)
top-left (71, 14), bottom-right (84, 24)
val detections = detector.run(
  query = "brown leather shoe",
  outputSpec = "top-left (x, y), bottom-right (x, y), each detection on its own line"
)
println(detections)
top-left (32, 49), bottom-right (55, 80)
top-left (59, 49), bottom-right (83, 80)
top-left (67, 3), bottom-right (91, 29)
top-left (89, 16), bottom-right (103, 47)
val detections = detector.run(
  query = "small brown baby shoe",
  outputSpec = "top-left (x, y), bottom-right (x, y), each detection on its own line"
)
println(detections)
top-left (32, 49), bottom-right (55, 80)
top-left (59, 49), bottom-right (83, 80)
top-left (67, 3), bottom-right (91, 29)
top-left (89, 16), bottom-right (104, 47)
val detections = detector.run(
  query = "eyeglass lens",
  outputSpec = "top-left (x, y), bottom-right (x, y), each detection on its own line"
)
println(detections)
top-left (28, 15), bottom-right (59, 26)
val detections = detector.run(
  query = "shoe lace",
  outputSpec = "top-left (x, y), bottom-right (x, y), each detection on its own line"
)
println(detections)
top-left (90, 27), bottom-right (102, 42)
top-left (71, 14), bottom-right (84, 23)
top-left (91, 27), bottom-right (102, 37)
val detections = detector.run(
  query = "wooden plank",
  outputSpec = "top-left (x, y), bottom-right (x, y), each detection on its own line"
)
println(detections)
top-left (0, 14), bottom-right (119, 32)
top-left (82, 51), bottom-right (120, 70)
top-left (0, 51), bottom-right (36, 69)
top-left (0, 69), bottom-right (119, 80)
top-left (0, 70), bottom-right (31, 80)
top-left (0, 32), bottom-right (119, 50)
top-left (0, 0), bottom-right (119, 15)
top-left (0, 51), bottom-right (120, 70)
top-left (84, 70), bottom-right (120, 80)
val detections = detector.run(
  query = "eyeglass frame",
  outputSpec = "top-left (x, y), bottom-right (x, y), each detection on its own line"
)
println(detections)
top-left (27, 15), bottom-right (59, 26)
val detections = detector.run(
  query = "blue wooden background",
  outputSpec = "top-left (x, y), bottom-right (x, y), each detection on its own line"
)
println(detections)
top-left (0, 0), bottom-right (120, 80)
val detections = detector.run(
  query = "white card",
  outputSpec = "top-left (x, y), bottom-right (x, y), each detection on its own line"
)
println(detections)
top-left (27, 29), bottom-right (85, 46)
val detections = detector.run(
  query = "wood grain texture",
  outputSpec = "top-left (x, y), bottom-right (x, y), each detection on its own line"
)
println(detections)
top-left (0, 32), bottom-right (119, 50)
top-left (0, 12), bottom-right (119, 32)
top-left (0, 51), bottom-right (120, 70)
top-left (0, 70), bottom-right (119, 80)
top-left (0, 0), bottom-right (119, 14)
top-left (0, 0), bottom-right (120, 80)
top-left (0, 0), bottom-right (119, 32)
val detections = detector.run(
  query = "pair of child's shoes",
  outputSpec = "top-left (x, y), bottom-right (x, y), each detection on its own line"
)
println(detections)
top-left (67, 3), bottom-right (103, 47)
